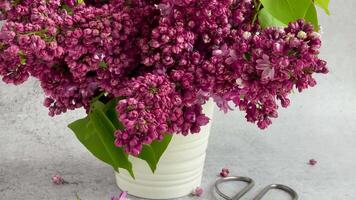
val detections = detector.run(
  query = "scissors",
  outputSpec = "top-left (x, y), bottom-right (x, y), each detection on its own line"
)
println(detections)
top-left (215, 176), bottom-right (299, 200)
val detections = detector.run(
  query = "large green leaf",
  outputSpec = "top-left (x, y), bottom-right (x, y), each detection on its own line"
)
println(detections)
top-left (138, 145), bottom-right (157, 173)
top-left (315, 0), bottom-right (330, 15)
top-left (68, 98), bottom-right (174, 179)
top-left (90, 101), bottom-right (134, 177)
top-left (260, 0), bottom-right (312, 24)
top-left (103, 98), bottom-right (125, 130)
top-left (68, 101), bottom-right (134, 178)
top-left (259, 0), bottom-right (319, 30)
top-left (149, 134), bottom-right (173, 163)
top-left (68, 117), bottom-right (113, 165)
top-left (305, 4), bottom-right (319, 31)
top-left (137, 134), bottom-right (173, 173)
top-left (258, 8), bottom-right (287, 29)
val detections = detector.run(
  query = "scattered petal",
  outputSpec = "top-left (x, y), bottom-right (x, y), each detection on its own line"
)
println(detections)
top-left (220, 168), bottom-right (230, 177)
top-left (111, 191), bottom-right (128, 200)
top-left (191, 187), bottom-right (204, 197)
top-left (309, 159), bottom-right (317, 166)
top-left (51, 173), bottom-right (64, 185)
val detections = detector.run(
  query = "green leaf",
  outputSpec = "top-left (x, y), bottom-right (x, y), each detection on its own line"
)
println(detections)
top-left (137, 134), bottom-right (173, 173)
top-left (258, 8), bottom-right (287, 29)
top-left (68, 101), bottom-right (134, 178)
top-left (89, 101), bottom-right (134, 177)
top-left (150, 134), bottom-right (173, 162)
top-left (98, 61), bottom-right (108, 69)
top-left (305, 4), bottom-right (319, 31)
top-left (137, 145), bottom-right (157, 173)
top-left (60, 4), bottom-right (73, 15)
top-left (69, 97), bottom-right (173, 178)
top-left (259, 0), bottom-right (320, 30)
top-left (103, 98), bottom-right (125, 130)
top-left (68, 117), bottom-right (114, 166)
top-left (260, 0), bottom-right (312, 24)
top-left (11, 0), bottom-right (21, 6)
top-left (315, 0), bottom-right (330, 15)
top-left (18, 50), bottom-right (26, 65)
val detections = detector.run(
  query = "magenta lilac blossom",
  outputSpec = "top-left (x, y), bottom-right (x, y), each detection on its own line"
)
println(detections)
top-left (0, 0), bottom-right (328, 156)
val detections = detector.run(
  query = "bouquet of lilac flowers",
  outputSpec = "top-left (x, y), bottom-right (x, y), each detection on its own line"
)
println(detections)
top-left (0, 0), bottom-right (329, 176)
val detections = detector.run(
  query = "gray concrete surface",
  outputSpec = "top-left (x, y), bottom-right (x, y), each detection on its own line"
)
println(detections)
top-left (1, 1), bottom-right (356, 200)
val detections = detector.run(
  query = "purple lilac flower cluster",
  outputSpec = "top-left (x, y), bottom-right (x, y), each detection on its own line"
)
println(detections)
top-left (0, 0), bottom-right (328, 155)
top-left (114, 73), bottom-right (209, 155)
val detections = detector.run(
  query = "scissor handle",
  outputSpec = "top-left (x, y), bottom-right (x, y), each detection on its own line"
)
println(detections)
top-left (252, 184), bottom-right (299, 200)
top-left (215, 176), bottom-right (255, 200)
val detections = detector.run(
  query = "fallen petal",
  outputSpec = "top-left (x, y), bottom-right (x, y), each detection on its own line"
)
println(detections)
top-left (191, 187), bottom-right (204, 197)
top-left (309, 159), bottom-right (317, 166)
top-left (220, 168), bottom-right (230, 177)
top-left (51, 173), bottom-right (64, 185)
top-left (112, 191), bottom-right (128, 200)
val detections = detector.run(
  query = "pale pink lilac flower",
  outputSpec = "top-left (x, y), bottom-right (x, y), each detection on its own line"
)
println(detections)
top-left (256, 55), bottom-right (275, 82)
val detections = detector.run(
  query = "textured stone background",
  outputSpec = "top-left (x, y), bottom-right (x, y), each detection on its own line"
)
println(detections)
top-left (1, 1), bottom-right (356, 200)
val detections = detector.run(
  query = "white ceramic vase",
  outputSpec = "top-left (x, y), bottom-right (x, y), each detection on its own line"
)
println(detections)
top-left (115, 101), bottom-right (214, 199)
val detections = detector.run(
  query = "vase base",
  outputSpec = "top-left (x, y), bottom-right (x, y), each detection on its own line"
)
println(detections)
top-left (115, 171), bottom-right (203, 199)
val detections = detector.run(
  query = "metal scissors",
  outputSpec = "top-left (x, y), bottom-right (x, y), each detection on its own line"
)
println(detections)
top-left (215, 176), bottom-right (299, 200)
